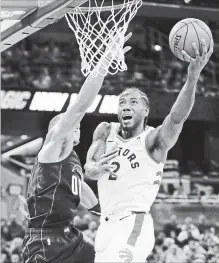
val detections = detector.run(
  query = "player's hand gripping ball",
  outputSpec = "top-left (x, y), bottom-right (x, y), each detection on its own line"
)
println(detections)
top-left (169, 18), bottom-right (213, 62)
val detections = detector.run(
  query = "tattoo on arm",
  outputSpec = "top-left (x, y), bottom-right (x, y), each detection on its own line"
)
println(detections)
top-left (92, 140), bottom-right (106, 161)
top-left (87, 122), bottom-right (110, 162)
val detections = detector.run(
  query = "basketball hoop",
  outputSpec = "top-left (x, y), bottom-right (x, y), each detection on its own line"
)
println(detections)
top-left (65, 0), bottom-right (142, 77)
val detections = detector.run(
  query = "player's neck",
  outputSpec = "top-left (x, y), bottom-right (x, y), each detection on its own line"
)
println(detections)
top-left (121, 125), bottom-right (144, 139)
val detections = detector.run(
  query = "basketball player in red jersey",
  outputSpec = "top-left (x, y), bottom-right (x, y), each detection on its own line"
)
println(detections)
top-left (85, 39), bottom-right (214, 262)
top-left (22, 32), bottom-right (132, 263)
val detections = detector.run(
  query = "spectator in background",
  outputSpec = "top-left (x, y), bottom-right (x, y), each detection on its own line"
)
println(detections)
top-left (1, 225), bottom-right (12, 242)
top-left (9, 237), bottom-right (23, 256)
top-left (49, 41), bottom-right (62, 63)
top-left (144, 59), bottom-right (158, 80)
top-left (52, 69), bottom-right (72, 91)
top-left (32, 67), bottom-right (52, 89)
top-left (1, 249), bottom-right (11, 263)
top-left (19, 64), bottom-right (34, 88)
top-left (201, 228), bottom-right (219, 250)
top-left (172, 181), bottom-right (188, 198)
top-left (178, 217), bottom-right (201, 246)
top-left (1, 218), bottom-right (7, 228)
top-left (183, 238), bottom-right (207, 263)
top-left (30, 43), bottom-right (41, 61)
top-left (198, 214), bottom-right (210, 234)
top-left (155, 231), bottom-right (167, 247)
top-left (164, 244), bottom-right (187, 263)
top-left (12, 41), bottom-right (29, 64)
top-left (83, 221), bottom-right (98, 245)
top-left (73, 215), bottom-right (83, 230)
top-left (163, 215), bottom-right (181, 238)
top-left (8, 214), bottom-right (24, 239)
top-left (78, 214), bottom-right (93, 231)
top-left (11, 253), bottom-right (21, 263)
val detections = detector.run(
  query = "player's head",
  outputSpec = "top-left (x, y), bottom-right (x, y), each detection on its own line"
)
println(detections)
top-left (48, 113), bottom-right (80, 146)
top-left (118, 88), bottom-right (150, 131)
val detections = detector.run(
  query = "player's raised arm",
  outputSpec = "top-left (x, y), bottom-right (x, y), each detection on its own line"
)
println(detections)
top-left (148, 39), bottom-right (214, 162)
top-left (84, 122), bottom-right (118, 180)
top-left (38, 63), bottom-right (109, 163)
top-left (38, 32), bottom-right (132, 163)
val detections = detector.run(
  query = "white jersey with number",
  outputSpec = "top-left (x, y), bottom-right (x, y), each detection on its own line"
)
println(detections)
top-left (98, 122), bottom-right (164, 217)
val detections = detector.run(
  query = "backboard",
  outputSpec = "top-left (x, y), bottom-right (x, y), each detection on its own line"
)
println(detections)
top-left (0, 0), bottom-right (87, 52)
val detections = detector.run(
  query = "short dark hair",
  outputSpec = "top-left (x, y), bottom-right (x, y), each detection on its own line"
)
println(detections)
top-left (119, 88), bottom-right (150, 127)
top-left (119, 88), bottom-right (150, 111)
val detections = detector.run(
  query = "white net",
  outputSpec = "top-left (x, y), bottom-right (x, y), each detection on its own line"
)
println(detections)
top-left (65, 0), bottom-right (142, 77)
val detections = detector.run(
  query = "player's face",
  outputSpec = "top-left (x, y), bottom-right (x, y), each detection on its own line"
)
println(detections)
top-left (73, 124), bottom-right (80, 146)
top-left (118, 91), bottom-right (148, 131)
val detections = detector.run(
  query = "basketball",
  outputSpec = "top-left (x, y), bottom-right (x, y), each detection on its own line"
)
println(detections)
top-left (169, 18), bottom-right (212, 62)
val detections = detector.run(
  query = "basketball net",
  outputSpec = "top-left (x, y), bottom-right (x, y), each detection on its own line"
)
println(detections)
top-left (65, 0), bottom-right (142, 77)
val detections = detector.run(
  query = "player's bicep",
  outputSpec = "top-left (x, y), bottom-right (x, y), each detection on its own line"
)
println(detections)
top-left (157, 115), bottom-right (183, 150)
top-left (86, 122), bottom-right (110, 162)
top-left (38, 129), bottom-right (71, 163)
top-left (80, 181), bottom-right (98, 209)
top-left (86, 139), bottom-right (106, 162)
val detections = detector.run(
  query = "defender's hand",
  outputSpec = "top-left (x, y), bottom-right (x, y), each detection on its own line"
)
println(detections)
top-left (182, 38), bottom-right (214, 77)
top-left (106, 30), bottom-right (132, 60)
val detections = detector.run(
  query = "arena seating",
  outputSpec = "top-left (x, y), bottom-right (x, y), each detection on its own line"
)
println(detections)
top-left (1, 201), bottom-right (219, 263)
top-left (1, 24), bottom-right (218, 97)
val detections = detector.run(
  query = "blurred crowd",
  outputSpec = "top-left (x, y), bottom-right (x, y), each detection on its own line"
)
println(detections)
top-left (1, 215), bottom-right (26, 263)
top-left (1, 35), bottom-right (218, 97)
top-left (148, 215), bottom-right (219, 263)
top-left (1, 211), bottom-right (219, 263)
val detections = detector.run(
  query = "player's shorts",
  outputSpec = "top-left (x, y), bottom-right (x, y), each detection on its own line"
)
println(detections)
top-left (22, 225), bottom-right (95, 263)
top-left (94, 212), bottom-right (155, 263)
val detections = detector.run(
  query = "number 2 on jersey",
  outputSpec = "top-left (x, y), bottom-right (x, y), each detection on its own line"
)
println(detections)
top-left (108, 161), bottom-right (120, 180)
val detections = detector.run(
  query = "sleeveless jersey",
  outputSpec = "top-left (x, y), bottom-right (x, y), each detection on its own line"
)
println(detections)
top-left (98, 122), bottom-right (164, 216)
top-left (26, 150), bottom-right (83, 228)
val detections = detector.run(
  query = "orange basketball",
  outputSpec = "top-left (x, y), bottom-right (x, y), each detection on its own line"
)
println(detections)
top-left (169, 18), bottom-right (212, 62)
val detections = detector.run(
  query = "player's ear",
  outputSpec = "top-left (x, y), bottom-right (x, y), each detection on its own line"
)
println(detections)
top-left (144, 107), bottom-right (149, 117)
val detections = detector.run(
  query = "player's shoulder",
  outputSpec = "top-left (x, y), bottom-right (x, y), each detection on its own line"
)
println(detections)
top-left (144, 125), bottom-right (156, 136)
top-left (145, 125), bottom-right (155, 131)
top-left (144, 125), bottom-right (160, 147)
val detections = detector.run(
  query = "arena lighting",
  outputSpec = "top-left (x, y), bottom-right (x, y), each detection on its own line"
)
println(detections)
top-left (20, 135), bottom-right (29, 140)
top-left (6, 141), bottom-right (14, 147)
top-left (99, 95), bottom-right (119, 114)
top-left (7, 184), bottom-right (23, 196)
top-left (29, 92), bottom-right (69, 111)
top-left (1, 90), bottom-right (119, 114)
top-left (154, 45), bottom-right (162, 51)
top-left (68, 94), bottom-right (102, 113)
top-left (1, 90), bottom-right (31, 110)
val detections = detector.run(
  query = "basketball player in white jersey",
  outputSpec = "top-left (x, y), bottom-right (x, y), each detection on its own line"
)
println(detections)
top-left (85, 39), bottom-right (214, 262)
